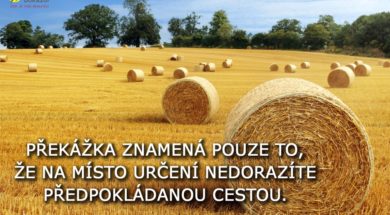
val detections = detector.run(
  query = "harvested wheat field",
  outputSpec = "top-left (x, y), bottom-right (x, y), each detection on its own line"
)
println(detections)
top-left (0, 48), bottom-right (390, 214)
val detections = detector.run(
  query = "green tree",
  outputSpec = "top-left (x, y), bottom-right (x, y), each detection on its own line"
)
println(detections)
top-left (64, 4), bottom-right (118, 47)
top-left (303, 23), bottom-right (330, 50)
top-left (231, 29), bottom-right (249, 48)
top-left (271, 19), bottom-right (302, 34)
top-left (316, 15), bottom-right (341, 45)
top-left (32, 26), bottom-right (64, 48)
top-left (0, 20), bottom-right (33, 48)
top-left (209, 10), bottom-right (233, 46)
top-left (118, 0), bottom-right (161, 46)
top-left (251, 33), bottom-right (268, 48)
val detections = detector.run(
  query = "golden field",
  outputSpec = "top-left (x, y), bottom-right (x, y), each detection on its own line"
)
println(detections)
top-left (0, 47), bottom-right (389, 214)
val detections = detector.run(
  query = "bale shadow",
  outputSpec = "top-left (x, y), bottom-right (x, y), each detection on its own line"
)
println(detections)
top-left (127, 114), bottom-right (168, 124)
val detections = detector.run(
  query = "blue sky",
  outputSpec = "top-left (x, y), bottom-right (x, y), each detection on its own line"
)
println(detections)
top-left (1, 0), bottom-right (390, 48)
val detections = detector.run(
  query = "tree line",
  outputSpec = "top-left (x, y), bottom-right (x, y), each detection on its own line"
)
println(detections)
top-left (1, 0), bottom-right (390, 57)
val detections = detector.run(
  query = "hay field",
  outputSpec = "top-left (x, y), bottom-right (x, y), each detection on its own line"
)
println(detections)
top-left (0, 47), bottom-right (389, 214)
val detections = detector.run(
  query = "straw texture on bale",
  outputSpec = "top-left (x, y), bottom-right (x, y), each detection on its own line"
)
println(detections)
top-left (162, 76), bottom-right (219, 124)
top-left (0, 55), bottom-right (8, 62)
top-left (173, 67), bottom-right (188, 79)
top-left (205, 63), bottom-right (216, 72)
top-left (223, 59), bottom-right (233, 68)
top-left (103, 63), bottom-right (113, 72)
top-left (355, 64), bottom-right (372, 76)
top-left (354, 60), bottom-right (364, 65)
top-left (328, 66), bottom-right (355, 88)
top-left (383, 61), bottom-right (390, 68)
top-left (330, 62), bottom-right (341, 70)
top-left (225, 78), bottom-right (373, 214)
top-left (151, 66), bottom-right (164, 76)
top-left (28, 63), bottom-right (38, 72)
top-left (284, 64), bottom-right (297, 73)
top-left (116, 56), bottom-right (123, 63)
top-left (346, 63), bottom-right (357, 72)
top-left (96, 60), bottom-right (105, 67)
top-left (269, 64), bottom-right (279, 71)
top-left (300, 62), bottom-right (311, 69)
top-left (35, 48), bottom-right (43, 54)
top-left (127, 69), bottom-right (144, 82)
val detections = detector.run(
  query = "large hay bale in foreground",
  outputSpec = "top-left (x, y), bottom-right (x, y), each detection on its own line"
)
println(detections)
top-left (355, 64), bottom-right (372, 76)
top-left (225, 78), bottom-right (372, 214)
top-left (205, 63), bottom-right (216, 72)
top-left (103, 63), bottom-right (113, 72)
top-left (383, 61), bottom-right (390, 68)
top-left (162, 76), bottom-right (219, 124)
top-left (0, 55), bottom-right (8, 62)
top-left (328, 66), bottom-right (355, 88)
top-left (96, 60), bottom-right (105, 67)
top-left (223, 59), bottom-right (233, 68)
top-left (346, 63), bottom-right (357, 72)
top-left (28, 63), bottom-right (38, 72)
top-left (35, 48), bottom-right (43, 54)
top-left (151, 66), bottom-right (164, 76)
top-left (127, 69), bottom-right (144, 82)
top-left (284, 64), bottom-right (297, 73)
top-left (173, 67), bottom-right (188, 79)
top-left (269, 64), bottom-right (279, 72)
top-left (300, 62), bottom-right (311, 69)
top-left (330, 62), bottom-right (341, 70)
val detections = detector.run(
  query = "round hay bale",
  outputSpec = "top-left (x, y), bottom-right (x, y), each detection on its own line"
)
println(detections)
top-left (225, 78), bottom-right (373, 214)
top-left (284, 64), bottom-right (297, 73)
top-left (28, 63), bottom-right (38, 72)
top-left (330, 62), bottom-right (341, 70)
top-left (355, 64), bottom-right (372, 76)
top-left (269, 64), bottom-right (279, 72)
top-left (159, 44), bottom-right (164, 49)
top-left (383, 61), bottom-right (390, 68)
top-left (103, 63), bottom-right (113, 72)
top-left (205, 63), bottom-right (216, 72)
top-left (123, 44), bottom-right (128, 48)
top-left (127, 69), bottom-right (144, 82)
top-left (345, 63), bottom-right (357, 72)
top-left (300, 61), bottom-right (311, 69)
top-left (223, 59), bottom-right (233, 68)
top-left (96, 60), bottom-right (105, 67)
top-left (151, 66), bottom-right (164, 76)
top-left (116, 56), bottom-right (123, 63)
top-left (194, 64), bottom-right (205, 72)
top-left (63, 46), bottom-right (68, 49)
top-left (246, 46), bottom-right (252, 49)
top-left (48, 46), bottom-right (53, 49)
top-left (173, 67), bottom-right (188, 79)
top-left (38, 45), bottom-right (45, 49)
top-left (0, 55), bottom-right (8, 62)
top-left (328, 66), bottom-right (355, 88)
top-left (35, 48), bottom-right (43, 54)
top-left (162, 76), bottom-right (219, 124)
top-left (140, 45), bottom-right (146, 51)
top-left (170, 54), bottom-right (178, 61)
top-left (354, 60), bottom-right (364, 65)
